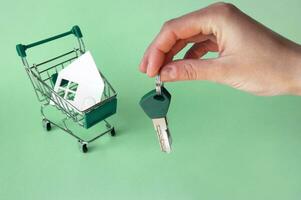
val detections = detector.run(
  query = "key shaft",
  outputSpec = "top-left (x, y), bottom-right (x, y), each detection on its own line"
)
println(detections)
top-left (152, 117), bottom-right (172, 153)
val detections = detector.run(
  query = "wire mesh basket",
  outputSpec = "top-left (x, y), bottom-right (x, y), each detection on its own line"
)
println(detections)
top-left (16, 25), bottom-right (117, 153)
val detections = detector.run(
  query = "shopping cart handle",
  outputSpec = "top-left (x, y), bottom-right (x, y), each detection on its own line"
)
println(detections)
top-left (16, 25), bottom-right (83, 58)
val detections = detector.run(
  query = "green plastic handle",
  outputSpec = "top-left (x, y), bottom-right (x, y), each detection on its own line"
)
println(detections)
top-left (16, 25), bottom-right (83, 58)
top-left (139, 87), bottom-right (171, 119)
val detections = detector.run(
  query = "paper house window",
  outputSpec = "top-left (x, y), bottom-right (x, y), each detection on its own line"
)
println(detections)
top-left (52, 51), bottom-right (105, 111)
top-left (58, 79), bottom-right (78, 101)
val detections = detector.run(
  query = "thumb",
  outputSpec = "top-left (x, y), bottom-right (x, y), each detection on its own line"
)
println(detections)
top-left (160, 59), bottom-right (227, 82)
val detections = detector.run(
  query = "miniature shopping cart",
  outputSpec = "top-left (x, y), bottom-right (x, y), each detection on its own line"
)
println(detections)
top-left (16, 25), bottom-right (117, 153)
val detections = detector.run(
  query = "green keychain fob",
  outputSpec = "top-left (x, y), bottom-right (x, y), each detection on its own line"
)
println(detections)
top-left (139, 86), bottom-right (171, 119)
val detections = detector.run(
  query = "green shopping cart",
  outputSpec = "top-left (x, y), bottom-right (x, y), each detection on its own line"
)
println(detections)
top-left (16, 25), bottom-right (117, 153)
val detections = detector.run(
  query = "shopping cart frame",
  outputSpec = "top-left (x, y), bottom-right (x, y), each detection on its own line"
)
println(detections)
top-left (16, 25), bottom-right (117, 153)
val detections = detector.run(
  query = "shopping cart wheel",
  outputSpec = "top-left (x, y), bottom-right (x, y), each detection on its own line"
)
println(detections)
top-left (110, 128), bottom-right (116, 137)
top-left (79, 141), bottom-right (88, 153)
top-left (42, 119), bottom-right (51, 131)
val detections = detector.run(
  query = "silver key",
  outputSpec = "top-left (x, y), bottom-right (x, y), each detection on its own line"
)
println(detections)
top-left (153, 76), bottom-right (172, 153)
top-left (140, 75), bottom-right (173, 153)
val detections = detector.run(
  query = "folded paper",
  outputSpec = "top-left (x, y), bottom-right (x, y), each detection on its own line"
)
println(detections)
top-left (52, 51), bottom-right (104, 111)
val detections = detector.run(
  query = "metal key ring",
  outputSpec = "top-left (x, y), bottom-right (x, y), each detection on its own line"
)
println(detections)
top-left (156, 75), bottom-right (163, 95)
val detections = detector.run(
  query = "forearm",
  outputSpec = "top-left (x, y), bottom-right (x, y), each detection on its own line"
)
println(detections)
top-left (288, 43), bottom-right (301, 95)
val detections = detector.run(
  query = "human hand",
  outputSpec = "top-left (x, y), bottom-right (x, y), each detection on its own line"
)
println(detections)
top-left (139, 2), bottom-right (301, 96)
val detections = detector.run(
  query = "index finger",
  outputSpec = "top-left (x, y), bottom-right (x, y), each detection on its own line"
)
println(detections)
top-left (140, 8), bottom-right (217, 77)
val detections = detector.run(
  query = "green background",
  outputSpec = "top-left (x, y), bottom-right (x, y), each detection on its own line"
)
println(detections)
top-left (1, 0), bottom-right (301, 199)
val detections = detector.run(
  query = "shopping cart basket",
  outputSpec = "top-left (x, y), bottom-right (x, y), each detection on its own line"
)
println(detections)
top-left (16, 25), bottom-right (117, 153)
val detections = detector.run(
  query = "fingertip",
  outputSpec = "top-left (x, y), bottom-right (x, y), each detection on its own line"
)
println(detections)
top-left (146, 63), bottom-right (161, 77)
top-left (146, 69), bottom-right (157, 77)
top-left (146, 49), bottom-right (165, 77)
top-left (140, 68), bottom-right (147, 73)
top-left (139, 56), bottom-right (148, 73)
top-left (139, 66), bottom-right (147, 73)
top-left (139, 63), bottom-right (147, 73)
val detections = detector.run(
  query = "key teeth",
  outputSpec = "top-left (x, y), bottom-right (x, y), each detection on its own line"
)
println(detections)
top-left (152, 118), bottom-right (172, 153)
top-left (162, 142), bottom-right (172, 153)
top-left (162, 129), bottom-right (172, 153)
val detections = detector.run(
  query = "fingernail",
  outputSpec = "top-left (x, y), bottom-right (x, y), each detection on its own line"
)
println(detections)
top-left (161, 66), bottom-right (176, 81)
top-left (146, 63), bottom-right (157, 77)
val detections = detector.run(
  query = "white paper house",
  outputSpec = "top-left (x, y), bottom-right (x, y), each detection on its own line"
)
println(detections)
top-left (53, 51), bottom-right (105, 111)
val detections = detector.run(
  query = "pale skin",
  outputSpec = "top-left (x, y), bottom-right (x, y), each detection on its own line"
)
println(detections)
top-left (139, 2), bottom-right (301, 96)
